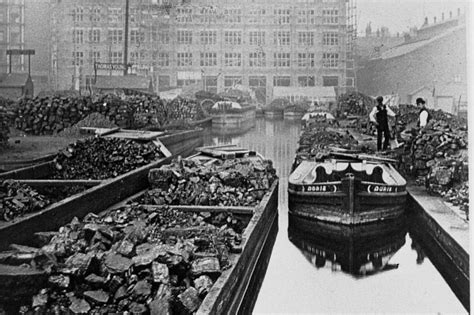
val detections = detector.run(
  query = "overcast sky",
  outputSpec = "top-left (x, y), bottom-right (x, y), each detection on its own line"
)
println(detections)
top-left (356, 0), bottom-right (469, 36)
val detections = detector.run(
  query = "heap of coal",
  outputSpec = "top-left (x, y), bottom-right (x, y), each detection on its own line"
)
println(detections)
top-left (0, 180), bottom-right (51, 221)
top-left (142, 157), bottom-right (277, 207)
top-left (53, 137), bottom-right (165, 180)
top-left (1, 204), bottom-right (246, 314)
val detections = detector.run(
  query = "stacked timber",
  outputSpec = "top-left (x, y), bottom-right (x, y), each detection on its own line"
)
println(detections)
top-left (143, 157), bottom-right (278, 207)
top-left (5, 205), bottom-right (246, 314)
top-left (0, 180), bottom-right (51, 221)
top-left (53, 137), bottom-right (165, 180)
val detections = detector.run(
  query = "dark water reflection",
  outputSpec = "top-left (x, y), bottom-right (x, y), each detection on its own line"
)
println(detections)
top-left (203, 118), bottom-right (466, 314)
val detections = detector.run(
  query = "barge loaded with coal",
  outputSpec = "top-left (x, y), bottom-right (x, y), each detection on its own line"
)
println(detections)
top-left (0, 140), bottom-right (278, 314)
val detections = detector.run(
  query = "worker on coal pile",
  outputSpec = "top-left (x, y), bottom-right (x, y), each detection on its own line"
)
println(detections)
top-left (416, 97), bottom-right (430, 128)
top-left (369, 96), bottom-right (396, 151)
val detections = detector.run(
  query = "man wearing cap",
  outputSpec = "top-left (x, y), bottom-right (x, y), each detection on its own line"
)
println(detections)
top-left (416, 97), bottom-right (430, 128)
top-left (369, 96), bottom-right (396, 151)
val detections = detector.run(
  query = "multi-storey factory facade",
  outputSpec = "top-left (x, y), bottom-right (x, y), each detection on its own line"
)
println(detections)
top-left (50, 0), bottom-right (356, 103)
top-left (0, 0), bottom-right (25, 73)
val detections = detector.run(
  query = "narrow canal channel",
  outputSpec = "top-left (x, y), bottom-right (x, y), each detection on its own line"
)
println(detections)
top-left (203, 118), bottom-right (467, 314)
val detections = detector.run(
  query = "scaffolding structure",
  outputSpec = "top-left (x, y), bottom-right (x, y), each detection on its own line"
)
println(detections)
top-left (0, 0), bottom-right (25, 73)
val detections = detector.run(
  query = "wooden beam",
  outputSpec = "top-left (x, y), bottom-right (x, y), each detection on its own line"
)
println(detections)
top-left (15, 179), bottom-right (104, 187)
top-left (137, 204), bottom-right (254, 215)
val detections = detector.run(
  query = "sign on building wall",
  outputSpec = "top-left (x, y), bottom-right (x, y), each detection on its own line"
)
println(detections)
top-left (177, 71), bottom-right (202, 81)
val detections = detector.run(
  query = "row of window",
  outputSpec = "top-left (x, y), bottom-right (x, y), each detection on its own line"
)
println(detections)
top-left (72, 51), bottom-right (340, 68)
top-left (71, 6), bottom-right (341, 25)
top-left (73, 29), bottom-right (340, 47)
top-left (157, 75), bottom-right (340, 89)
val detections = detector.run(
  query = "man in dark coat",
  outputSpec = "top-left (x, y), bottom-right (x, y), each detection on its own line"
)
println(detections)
top-left (369, 96), bottom-right (396, 151)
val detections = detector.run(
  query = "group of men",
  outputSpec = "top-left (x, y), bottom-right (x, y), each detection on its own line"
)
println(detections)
top-left (369, 96), bottom-right (429, 151)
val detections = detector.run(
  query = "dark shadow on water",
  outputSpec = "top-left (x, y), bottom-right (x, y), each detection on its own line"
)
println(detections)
top-left (288, 214), bottom-right (407, 278)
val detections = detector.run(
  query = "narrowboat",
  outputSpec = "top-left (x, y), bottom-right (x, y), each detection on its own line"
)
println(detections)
top-left (288, 151), bottom-right (407, 225)
top-left (288, 214), bottom-right (406, 277)
top-left (209, 101), bottom-right (256, 134)
top-left (0, 145), bottom-right (278, 314)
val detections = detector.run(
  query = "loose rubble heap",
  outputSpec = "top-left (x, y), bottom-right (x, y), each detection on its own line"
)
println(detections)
top-left (0, 180), bottom-right (51, 222)
top-left (142, 157), bottom-right (277, 207)
top-left (53, 137), bottom-right (165, 180)
top-left (268, 98), bottom-right (291, 111)
top-left (5, 204), bottom-right (247, 314)
top-left (337, 91), bottom-right (375, 117)
top-left (13, 95), bottom-right (133, 135)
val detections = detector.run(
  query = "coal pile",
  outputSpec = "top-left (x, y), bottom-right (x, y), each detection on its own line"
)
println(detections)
top-left (13, 95), bottom-right (134, 135)
top-left (133, 96), bottom-right (206, 129)
top-left (0, 106), bottom-right (10, 148)
top-left (53, 138), bottom-right (165, 180)
top-left (142, 157), bottom-right (277, 207)
top-left (6, 204), bottom-right (246, 314)
top-left (0, 180), bottom-right (51, 222)
top-left (57, 113), bottom-right (118, 138)
top-left (337, 91), bottom-right (375, 117)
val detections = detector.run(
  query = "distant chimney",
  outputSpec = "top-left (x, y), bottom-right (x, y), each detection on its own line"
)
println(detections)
top-left (457, 8), bottom-right (461, 16)
top-left (442, 12), bottom-right (445, 20)
top-left (424, 17), bottom-right (428, 26)
top-left (449, 11), bottom-right (452, 18)
top-left (434, 16), bottom-right (437, 23)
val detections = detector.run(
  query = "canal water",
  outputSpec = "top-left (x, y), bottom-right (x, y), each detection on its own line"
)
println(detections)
top-left (203, 118), bottom-right (467, 314)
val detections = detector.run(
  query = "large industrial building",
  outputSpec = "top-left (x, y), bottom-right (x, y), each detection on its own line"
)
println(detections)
top-left (49, 0), bottom-right (356, 104)
top-left (0, 0), bottom-right (25, 74)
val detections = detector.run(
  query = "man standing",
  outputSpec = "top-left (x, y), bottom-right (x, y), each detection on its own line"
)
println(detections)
top-left (369, 96), bottom-right (396, 151)
top-left (416, 97), bottom-right (429, 128)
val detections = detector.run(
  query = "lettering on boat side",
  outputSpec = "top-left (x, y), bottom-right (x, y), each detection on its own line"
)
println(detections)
top-left (304, 185), bottom-right (337, 192)
top-left (367, 185), bottom-right (394, 193)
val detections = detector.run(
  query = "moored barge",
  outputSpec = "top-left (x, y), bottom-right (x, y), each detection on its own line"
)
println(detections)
top-left (288, 151), bottom-right (407, 225)
top-left (209, 101), bottom-right (256, 134)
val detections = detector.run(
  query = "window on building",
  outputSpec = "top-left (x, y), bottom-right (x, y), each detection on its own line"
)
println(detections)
top-left (323, 76), bottom-right (339, 86)
top-left (108, 29), bottom-right (123, 44)
top-left (200, 52), bottom-right (217, 67)
top-left (176, 7), bottom-right (192, 23)
top-left (323, 32), bottom-right (339, 45)
top-left (72, 7), bottom-right (83, 23)
top-left (274, 31), bottom-right (290, 46)
top-left (274, 9), bottom-right (290, 24)
top-left (177, 30), bottom-right (193, 44)
top-left (204, 76), bottom-right (218, 93)
top-left (72, 51), bottom-right (84, 65)
top-left (297, 53), bottom-right (315, 68)
top-left (108, 8), bottom-right (123, 24)
top-left (346, 77), bottom-right (354, 87)
top-left (322, 52), bottom-right (339, 68)
top-left (249, 31), bottom-right (265, 46)
top-left (89, 51), bottom-right (100, 62)
top-left (298, 31), bottom-right (314, 45)
top-left (73, 29), bottom-right (84, 44)
top-left (224, 31), bottom-right (242, 45)
top-left (158, 75), bottom-right (170, 89)
top-left (224, 76), bottom-right (242, 87)
top-left (297, 9), bottom-right (316, 24)
top-left (224, 9), bottom-right (242, 23)
top-left (274, 52), bottom-right (290, 67)
top-left (248, 8), bottom-right (266, 24)
top-left (0, 31), bottom-right (4, 42)
top-left (322, 0), bottom-right (339, 3)
top-left (177, 52), bottom-right (192, 67)
top-left (91, 7), bottom-right (101, 23)
top-left (158, 31), bottom-right (170, 44)
top-left (130, 30), bottom-right (145, 45)
top-left (249, 52), bottom-right (266, 67)
top-left (224, 52), bottom-right (242, 67)
top-left (177, 79), bottom-right (198, 87)
top-left (89, 29), bottom-right (100, 43)
top-left (322, 9), bottom-right (339, 24)
top-left (199, 7), bottom-right (217, 24)
top-left (200, 30), bottom-right (217, 45)
top-left (157, 52), bottom-right (169, 67)
top-left (109, 51), bottom-right (123, 64)
top-left (298, 76), bottom-right (315, 86)
top-left (273, 76), bottom-right (291, 86)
